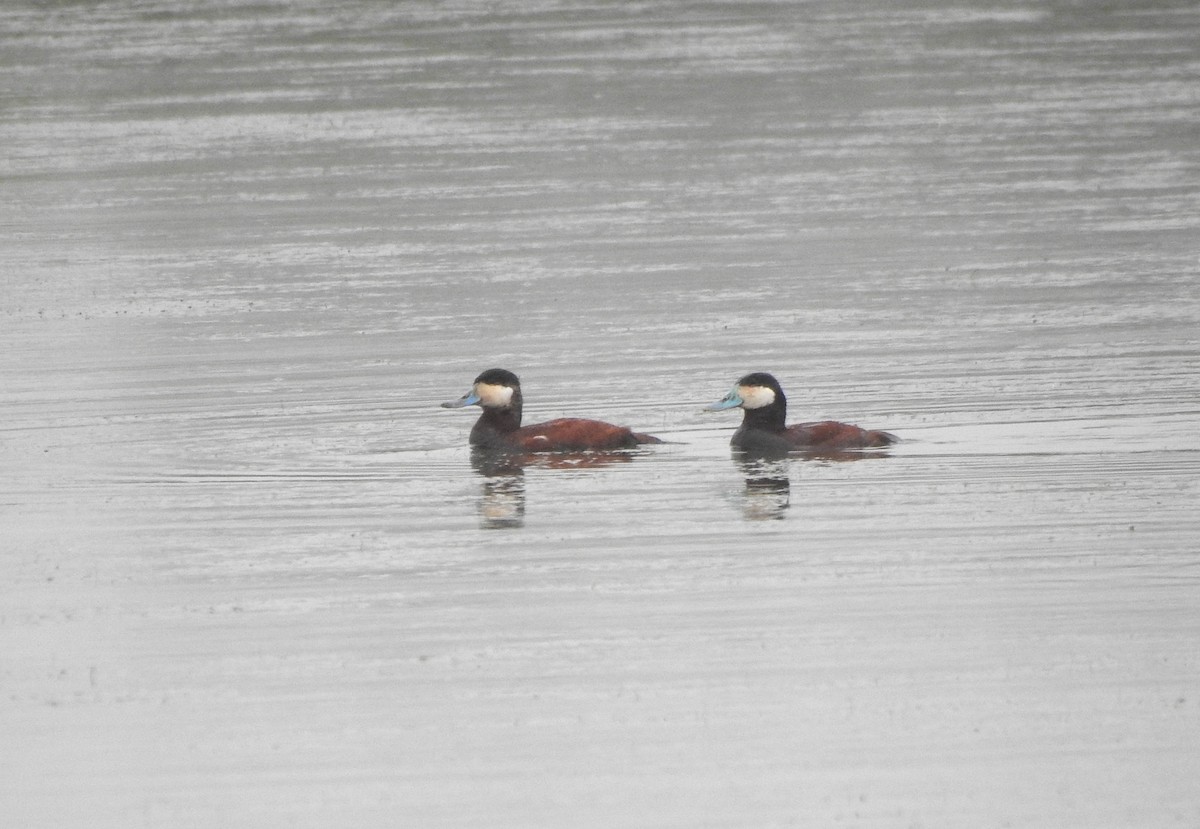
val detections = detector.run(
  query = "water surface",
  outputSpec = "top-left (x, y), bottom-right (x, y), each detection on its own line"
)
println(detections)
top-left (3, 1), bottom-right (1199, 826)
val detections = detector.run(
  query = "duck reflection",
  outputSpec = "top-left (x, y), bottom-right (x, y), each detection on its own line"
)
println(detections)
top-left (469, 448), bottom-right (640, 529)
top-left (470, 450), bottom-right (527, 529)
top-left (732, 446), bottom-right (893, 521)
top-left (735, 454), bottom-right (792, 520)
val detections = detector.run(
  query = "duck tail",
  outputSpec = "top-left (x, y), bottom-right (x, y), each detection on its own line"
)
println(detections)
top-left (867, 430), bottom-right (898, 447)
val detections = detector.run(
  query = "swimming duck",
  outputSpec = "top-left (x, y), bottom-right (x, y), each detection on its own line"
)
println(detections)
top-left (705, 372), bottom-right (896, 454)
top-left (442, 368), bottom-right (663, 452)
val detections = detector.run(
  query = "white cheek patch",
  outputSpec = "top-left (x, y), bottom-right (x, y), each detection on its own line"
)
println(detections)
top-left (738, 384), bottom-right (776, 410)
top-left (475, 382), bottom-right (514, 408)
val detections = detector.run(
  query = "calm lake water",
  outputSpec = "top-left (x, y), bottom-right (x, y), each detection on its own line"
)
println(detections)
top-left (3, 1), bottom-right (1199, 826)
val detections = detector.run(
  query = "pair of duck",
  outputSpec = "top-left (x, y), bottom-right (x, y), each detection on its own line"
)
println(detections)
top-left (443, 368), bottom-right (895, 454)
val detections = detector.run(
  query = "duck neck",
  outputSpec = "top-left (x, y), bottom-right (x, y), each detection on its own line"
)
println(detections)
top-left (474, 405), bottom-right (522, 436)
top-left (470, 390), bottom-right (523, 443)
top-left (741, 396), bottom-right (787, 433)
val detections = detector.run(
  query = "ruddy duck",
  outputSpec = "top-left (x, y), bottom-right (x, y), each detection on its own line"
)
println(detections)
top-left (705, 372), bottom-right (896, 454)
top-left (442, 368), bottom-right (663, 452)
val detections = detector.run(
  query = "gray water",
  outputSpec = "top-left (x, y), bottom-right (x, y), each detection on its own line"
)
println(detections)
top-left (3, 1), bottom-right (1199, 826)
